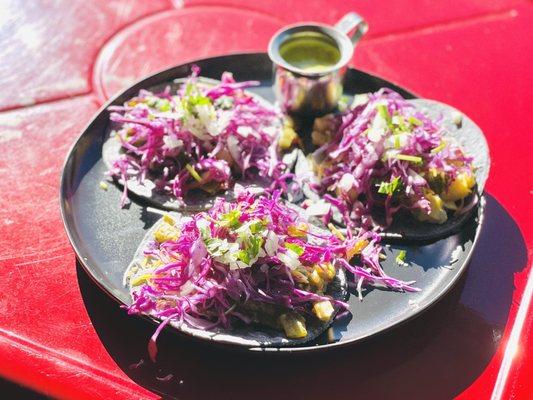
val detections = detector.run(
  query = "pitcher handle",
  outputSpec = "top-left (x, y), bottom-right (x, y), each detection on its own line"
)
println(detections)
top-left (334, 12), bottom-right (368, 44)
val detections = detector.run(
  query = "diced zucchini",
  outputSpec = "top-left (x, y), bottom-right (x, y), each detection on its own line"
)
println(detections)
top-left (427, 168), bottom-right (446, 194)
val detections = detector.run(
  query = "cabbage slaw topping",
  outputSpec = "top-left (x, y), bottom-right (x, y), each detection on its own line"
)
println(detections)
top-left (312, 88), bottom-right (477, 229)
top-left (126, 188), bottom-right (418, 357)
top-left (107, 67), bottom-right (285, 206)
top-left (110, 79), bottom-right (481, 353)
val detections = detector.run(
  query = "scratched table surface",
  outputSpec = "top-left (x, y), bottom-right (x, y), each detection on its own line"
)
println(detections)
top-left (0, 1), bottom-right (532, 399)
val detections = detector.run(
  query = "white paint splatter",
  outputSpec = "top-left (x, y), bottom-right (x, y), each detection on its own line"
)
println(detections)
top-left (0, 130), bottom-right (23, 143)
top-left (0, 114), bottom-right (23, 127)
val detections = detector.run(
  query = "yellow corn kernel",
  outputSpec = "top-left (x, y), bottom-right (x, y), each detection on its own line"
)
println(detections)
top-left (309, 269), bottom-right (325, 291)
top-left (284, 116), bottom-right (294, 128)
top-left (442, 172), bottom-right (475, 202)
top-left (325, 263), bottom-right (337, 281)
top-left (130, 274), bottom-right (152, 287)
top-left (163, 214), bottom-right (175, 225)
top-left (416, 190), bottom-right (447, 224)
top-left (347, 240), bottom-right (369, 260)
top-left (287, 222), bottom-right (308, 237)
top-left (279, 126), bottom-right (299, 150)
top-left (315, 263), bottom-right (336, 282)
top-left (154, 222), bottom-right (180, 243)
top-left (279, 313), bottom-right (307, 339)
top-left (313, 300), bottom-right (334, 321)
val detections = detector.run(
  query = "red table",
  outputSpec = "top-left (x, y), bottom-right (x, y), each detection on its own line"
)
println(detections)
top-left (0, 1), bottom-right (532, 399)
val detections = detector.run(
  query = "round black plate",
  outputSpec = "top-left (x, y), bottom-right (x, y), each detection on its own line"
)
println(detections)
top-left (60, 53), bottom-right (485, 352)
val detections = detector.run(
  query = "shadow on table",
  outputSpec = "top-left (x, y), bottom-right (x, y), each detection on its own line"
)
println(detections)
top-left (77, 194), bottom-right (527, 400)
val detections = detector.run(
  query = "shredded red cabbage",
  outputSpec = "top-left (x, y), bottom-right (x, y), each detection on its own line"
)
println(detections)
top-left (126, 189), bottom-right (418, 356)
top-left (107, 67), bottom-right (285, 206)
top-left (313, 88), bottom-right (476, 228)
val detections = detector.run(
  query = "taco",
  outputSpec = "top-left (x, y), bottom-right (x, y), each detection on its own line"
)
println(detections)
top-left (298, 89), bottom-right (489, 241)
top-left (103, 68), bottom-right (284, 210)
top-left (124, 191), bottom-right (350, 348)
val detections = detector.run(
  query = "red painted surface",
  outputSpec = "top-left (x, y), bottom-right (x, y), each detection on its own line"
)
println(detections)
top-left (0, 0), bottom-right (171, 111)
top-left (0, 1), bottom-right (531, 399)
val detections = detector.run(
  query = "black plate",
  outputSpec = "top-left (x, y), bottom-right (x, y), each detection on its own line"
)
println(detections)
top-left (60, 53), bottom-right (485, 352)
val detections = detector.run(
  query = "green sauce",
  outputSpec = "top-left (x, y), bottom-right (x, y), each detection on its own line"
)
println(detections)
top-left (279, 32), bottom-right (341, 73)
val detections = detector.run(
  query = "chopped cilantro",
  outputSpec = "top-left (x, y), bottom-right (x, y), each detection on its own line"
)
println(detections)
top-left (396, 250), bottom-right (407, 265)
top-left (248, 236), bottom-right (263, 260)
top-left (376, 104), bottom-right (391, 122)
top-left (236, 236), bottom-right (264, 265)
top-left (218, 209), bottom-right (242, 229)
top-left (377, 176), bottom-right (401, 196)
top-left (156, 99), bottom-right (171, 112)
top-left (205, 238), bottom-right (229, 257)
top-left (396, 154), bottom-right (423, 163)
top-left (430, 140), bottom-right (446, 154)
top-left (237, 249), bottom-right (250, 264)
top-left (408, 116), bottom-right (422, 126)
top-left (249, 220), bottom-right (265, 234)
top-left (181, 82), bottom-right (212, 116)
top-left (394, 134), bottom-right (401, 149)
top-left (284, 242), bottom-right (304, 256)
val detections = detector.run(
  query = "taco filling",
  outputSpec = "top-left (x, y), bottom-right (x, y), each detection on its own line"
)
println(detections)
top-left (105, 67), bottom-right (287, 207)
top-left (125, 189), bottom-right (418, 349)
top-left (310, 88), bottom-right (477, 230)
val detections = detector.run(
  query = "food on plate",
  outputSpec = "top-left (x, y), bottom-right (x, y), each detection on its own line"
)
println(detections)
top-left (124, 188), bottom-right (417, 351)
top-left (103, 67), bottom-right (288, 209)
top-left (304, 88), bottom-right (482, 239)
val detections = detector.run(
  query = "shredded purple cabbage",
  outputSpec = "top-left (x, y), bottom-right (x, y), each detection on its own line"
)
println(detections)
top-left (118, 84), bottom-right (478, 354)
top-left (107, 67), bottom-right (284, 206)
top-left (126, 189), bottom-right (418, 357)
top-left (313, 88), bottom-right (476, 228)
